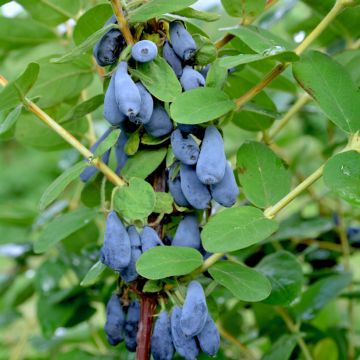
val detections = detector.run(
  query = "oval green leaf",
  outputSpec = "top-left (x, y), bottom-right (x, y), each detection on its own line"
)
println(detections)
top-left (136, 246), bottom-right (203, 280)
top-left (236, 141), bottom-right (291, 208)
top-left (257, 251), bottom-right (304, 306)
top-left (323, 150), bottom-right (360, 206)
top-left (80, 261), bottom-right (107, 287)
top-left (170, 87), bottom-right (235, 124)
top-left (131, 56), bottom-right (182, 102)
top-left (128, 0), bottom-right (197, 23)
top-left (121, 148), bottom-right (167, 179)
top-left (293, 51), bottom-right (360, 134)
top-left (201, 206), bottom-right (278, 253)
top-left (114, 177), bottom-right (156, 220)
top-left (34, 208), bottom-right (97, 254)
top-left (39, 161), bottom-right (87, 211)
top-left (209, 261), bottom-right (271, 302)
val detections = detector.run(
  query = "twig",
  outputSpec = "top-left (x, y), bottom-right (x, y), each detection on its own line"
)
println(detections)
top-left (0, 75), bottom-right (126, 187)
top-left (136, 294), bottom-right (157, 360)
top-left (276, 307), bottom-right (313, 360)
top-left (234, 0), bottom-right (346, 111)
top-left (267, 94), bottom-right (310, 142)
top-left (264, 165), bottom-right (325, 219)
top-left (110, 0), bottom-right (134, 44)
top-left (215, 0), bottom-right (279, 49)
top-left (336, 210), bottom-right (355, 360)
top-left (216, 321), bottom-right (257, 360)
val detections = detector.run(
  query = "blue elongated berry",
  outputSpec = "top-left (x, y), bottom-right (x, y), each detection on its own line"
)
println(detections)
top-left (180, 281), bottom-right (208, 336)
top-left (130, 82), bottom-right (153, 125)
top-left (100, 211), bottom-right (131, 271)
top-left (120, 226), bottom-right (142, 283)
top-left (104, 74), bottom-right (126, 126)
top-left (169, 22), bottom-right (196, 61)
top-left (144, 101), bottom-right (173, 138)
top-left (210, 162), bottom-right (239, 207)
top-left (197, 314), bottom-right (220, 356)
top-left (115, 131), bottom-right (128, 174)
top-left (125, 299), bottom-right (140, 352)
top-left (180, 163), bottom-right (211, 209)
top-left (196, 125), bottom-right (226, 185)
top-left (172, 214), bottom-right (201, 249)
top-left (200, 64), bottom-right (210, 78)
top-left (80, 127), bottom-right (113, 182)
top-left (170, 306), bottom-right (199, 360)
top-left (167, 163), bottom-right (190, 207)
top-left (140, 226), bottom-right (164, 252)
top-left (115, 61), bottom-right (141, 118)
top-left (171, 129), bottom-right (199, 165)
top-left (151, 311), bottom-right (175, 360)
top-left (128, 225), bottom-right (142, 247)
top-left (131, 40), bottom-right (158, 63)
top-left (93, 16), bottom-right (125, 66)
top-left (162, 41), bottom-right (183, 78)
top-left (180, 66), bottom-right (205, 91)
top-left (104, 294), bottom-right (126, 346)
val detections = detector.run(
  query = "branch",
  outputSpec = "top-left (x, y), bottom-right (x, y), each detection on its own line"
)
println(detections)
top-left (234, 0), bottom-right (346, 111)
top-left (276, 307), bottom-right (314, 360)
top-left (136, 294), bottom-right (157, 360)
top-left (0, 75), bottom-right (126, 187)
top-left (266, 94), bottom-right (310, 142)
top-left (110, 0), bottom-right (134, 45)
top-left (215, 0), bottom-right (280, 49)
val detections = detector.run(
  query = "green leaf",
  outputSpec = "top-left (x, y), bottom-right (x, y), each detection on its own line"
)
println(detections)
top-left (323, 150), bottom-right (360, 206)
top-left (293, 51), bottom-right (360, 134)
top-left (28, 56), bottom-right (93, 108)
top-left (131, 57), bottom-right (182, 102)
top-left (232, 103), bottom-right (278, 131)
top-left (173, 7), bottom-right (220, 22)
top-left (257, 251), bottom-right (303, 306)
top-left (80, 261), bottom-right (107, 287)
top-left (125, 131), bottom-right (140, 155)
top-left (73, 4), bottom-right (113, 45)
top-left (154, 192), bottom-right (173, 214)
top-left (236, 141), bottom-right (291, 208)
top-left (313, 338), bottom-right (338, 360)
top-left (141, 133), bottom-right (169, 145)
top-left (94, 129), bottom-right (120, 157)
top-left (209, 261), bottom-right (271, 302)
top-left (225, 25), bottom-right (293, 53)
top-left (219, 51), bottom-right (299, 69)
top-left (193, 34), bottom-right (217, 66)
top-left (143, 280), bottom-right (163, 293)
top-left (170, 88), bottom-right (235, 124)
top-left (0, 17), bottom-right (56, 50)
top-left (51, 24), bottom-right (118, 64)
top-left (114, 178), bottom-right (156, 220)
top-left (16, 0), bottom-right (80, 26)
top-left (221, 0), bottom-right (266, 18)
top-left (205, 59), bottom-right (228, 89)
top-left (201, 206), bottom-right (278, 253)
top-left (0, 105), bottom-right (22, 135)
top-left (0, 63), bottom-right (39, 112)
top-left (39, 162), bottom-right (87, 211)
top-left (128, 0), bottom-right (197, 23)
top-left (262, 335), bottom-right (298, 360)
top-left (33, 208), bottom-right (97, 253)
top-left (292, 273), bottom-right (352, 321)
top-left (61, 94), bottom-right (104, 123)
top-left (136, 246), bottom-right (203, 280)
top-left (121, 148), bottom-right (167, 179)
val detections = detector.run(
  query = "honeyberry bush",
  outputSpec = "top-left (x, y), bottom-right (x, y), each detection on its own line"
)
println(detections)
top-left (1, 0), bottom-right (360, 359)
